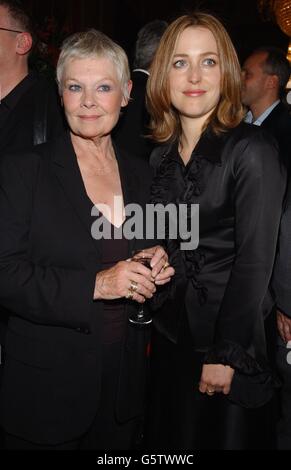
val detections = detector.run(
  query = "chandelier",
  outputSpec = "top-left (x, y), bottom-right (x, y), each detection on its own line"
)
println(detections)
top-left (275, 0), bottom-right (291, 36)
top-left (258, 0), bottom-right (291, 36)
top-left (258, 1), bottom-right (291, 89)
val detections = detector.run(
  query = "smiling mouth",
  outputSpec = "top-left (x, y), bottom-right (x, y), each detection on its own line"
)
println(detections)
top-left (183, 90), bottom-right (206, 97)
top-left (78, 115), bottom-right (101, 120)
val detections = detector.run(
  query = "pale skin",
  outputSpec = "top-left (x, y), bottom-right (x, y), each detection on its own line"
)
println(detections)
top-left (277, 310), bottom-right (291, 343)
top-left (169, 26), bottom-right (234, 395)
top-left (61, 56), bottom-right (174, 305)
top-left (0, 5), bottom-right (33, 98)
top-left (241, 51), bottom-right (279, 121)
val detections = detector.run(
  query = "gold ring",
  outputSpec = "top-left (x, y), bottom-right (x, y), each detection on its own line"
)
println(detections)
top-left (206, 388), bottom-right (215, 395)
top-left (130, 281), bottom-right (138, 292)
top-left (162, 261), bottom-right (170, 271)
top-left (126, 290), bottom-right (134, 300)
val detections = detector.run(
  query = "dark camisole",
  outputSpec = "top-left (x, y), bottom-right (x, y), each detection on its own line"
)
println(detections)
top-left (100, 223), bottom-right (129, 345)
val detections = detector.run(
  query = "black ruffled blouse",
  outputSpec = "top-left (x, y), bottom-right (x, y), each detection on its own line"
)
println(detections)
top-left (150, 122), bottom-right (286, 408)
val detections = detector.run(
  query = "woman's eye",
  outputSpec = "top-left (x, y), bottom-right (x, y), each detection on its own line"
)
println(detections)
top-left (202, 58), bottom-right (216, 66)
top-left (68, 84), bottom-right (81, 92)
top-left (173, 59), bottom-right (187, 69)
top-left (98, 84), bottom-right (111, 92)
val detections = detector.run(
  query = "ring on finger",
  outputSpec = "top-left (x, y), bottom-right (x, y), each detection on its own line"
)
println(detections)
top-left (125, 289), bottom-right (134, 300)
top-left (130, 280), bottom-right (138, 292)
top-left (162, 261), bottom-right (170, 271)
top-left (206, 387), bottom-right (215, 395)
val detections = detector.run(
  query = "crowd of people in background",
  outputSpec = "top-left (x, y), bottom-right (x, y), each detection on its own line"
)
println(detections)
top-left (1, 0), bottom-right (291, 451)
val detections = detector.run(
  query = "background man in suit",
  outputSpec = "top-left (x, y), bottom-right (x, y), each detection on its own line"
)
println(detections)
top-left (114, 20), bottom-right (167, 159)
top-left (242, 46), bottom-right (291, 172)
top-left (242, 46), bottom-right (291, 448)
top-left (0, 0), bottom-right (65, 406)
top-left (0, 0), bottom-right (65, 154)
top-left (272, 185), bottom-right (291, 449)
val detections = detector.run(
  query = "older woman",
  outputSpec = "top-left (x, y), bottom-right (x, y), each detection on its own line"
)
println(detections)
top-left (146, 13), bottom-right (286, 449)
top-left (0, 29), bottom-right (173, 450)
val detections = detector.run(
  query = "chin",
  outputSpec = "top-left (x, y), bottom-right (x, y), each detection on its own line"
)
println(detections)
top-left (71, 126), bottom-right (102, 138)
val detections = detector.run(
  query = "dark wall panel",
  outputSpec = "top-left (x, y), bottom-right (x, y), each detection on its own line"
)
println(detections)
top-left (22, 0), bottom-right (289, 63)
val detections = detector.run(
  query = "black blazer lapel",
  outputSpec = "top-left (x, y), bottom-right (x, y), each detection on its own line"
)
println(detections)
top-left (52, 135), bottom-right (152, 261)
top-left (52, 131), bottom-right (101, 259)
top-left (114, 145), bottom-right (143, 257)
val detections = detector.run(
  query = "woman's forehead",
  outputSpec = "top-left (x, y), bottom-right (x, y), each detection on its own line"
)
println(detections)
top-left (63, 56), bottom-right (119, 78)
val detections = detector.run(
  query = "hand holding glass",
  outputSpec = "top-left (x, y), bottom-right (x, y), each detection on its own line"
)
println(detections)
top-left (128, 250), bottom-right (153, 325)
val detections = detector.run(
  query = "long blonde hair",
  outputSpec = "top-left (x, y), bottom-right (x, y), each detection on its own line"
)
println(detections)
top-left (147, 12), bottom-right (244, 142)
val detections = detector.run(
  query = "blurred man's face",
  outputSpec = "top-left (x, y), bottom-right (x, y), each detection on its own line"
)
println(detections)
top-left (0, 6), bottom-right (20, 72)
top-left (241, 52), bottom-right (270, 108)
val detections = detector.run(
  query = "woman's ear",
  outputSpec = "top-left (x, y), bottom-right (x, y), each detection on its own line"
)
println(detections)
top-left (16, 32), bottom-right (33, 56)
top-left (121, 80), bottom-right (133, 107)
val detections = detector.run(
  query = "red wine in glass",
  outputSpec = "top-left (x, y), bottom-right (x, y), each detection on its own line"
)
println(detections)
top-left (128, 250), bottom-right (153, 325)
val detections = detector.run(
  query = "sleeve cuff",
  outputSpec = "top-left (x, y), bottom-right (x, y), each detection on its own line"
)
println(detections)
top-left (204, 340), bottom-right (280, 408)
top-left (204, 340), bottom-right (264, 375)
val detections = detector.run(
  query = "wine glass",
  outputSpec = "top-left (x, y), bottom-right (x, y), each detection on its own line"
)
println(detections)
top-left (128, 250), bottom-right (153, 325)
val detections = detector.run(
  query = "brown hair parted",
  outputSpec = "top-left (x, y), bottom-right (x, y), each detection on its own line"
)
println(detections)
top-left (147, 12), bottom-right (244, 143)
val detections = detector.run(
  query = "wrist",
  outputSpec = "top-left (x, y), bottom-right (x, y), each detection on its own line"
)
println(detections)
top-left (94, 271), bottom-right (105, 300)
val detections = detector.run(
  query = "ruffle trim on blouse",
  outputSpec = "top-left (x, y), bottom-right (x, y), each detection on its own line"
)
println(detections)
top-left (150, 153), bottom-right (178, 206)
top-left (204, 340), bottom-right (280, 408)
top-left (205, 340), bottom-right (266, 375)
top-left (183, 249), bottom-right (208, 305)
top-left (182, 155), bottom-right (206, 198)
top-left (150, 147), bottom-right (210, 306)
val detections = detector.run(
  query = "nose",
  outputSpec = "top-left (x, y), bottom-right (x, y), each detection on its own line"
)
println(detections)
top-left (81, 89), bottom-right (96, 108)
top-left (188, 63), bottom-right (202, 84)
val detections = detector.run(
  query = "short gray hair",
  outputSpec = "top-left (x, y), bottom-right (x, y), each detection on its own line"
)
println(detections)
top-left (134, 20), bottom-right (168, 70)
top-left (57, 29), bottom-right (131, 99)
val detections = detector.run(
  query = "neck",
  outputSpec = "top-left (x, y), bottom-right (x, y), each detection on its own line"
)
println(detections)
top-left (179, 116), bottom-right (205, 164)
top-left (250, 95), bottom-right (279, 121)
top-left (71, 133), bottom-right (116, 163)
top-left (0, 62), bottom-right (28, 99)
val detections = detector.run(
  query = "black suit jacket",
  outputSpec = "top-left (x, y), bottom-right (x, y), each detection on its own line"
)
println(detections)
top-left (272, 182), bottom-right (291, 318)
top-left (113, 70), bottom-right (155, 160)
top-left (261, 101), bottom-right (291, 173)
top-left (0, 131), bottom-right (154, 444)
top-left (0, 73), bottom-right (67, 352)
top-left (0, 72), bottom-right (66, 155)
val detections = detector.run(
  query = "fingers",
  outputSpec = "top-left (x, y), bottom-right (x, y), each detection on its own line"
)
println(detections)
top-left (198, 380), bottom-right (208, 394)
top-left (277, 310), bottom-right (291, 343)
top-left (150, 247), bottom-right (168, 277)
top-left (130, 260), bottom-right (153, 280)
top-left (277, 313), bottom-right (286, 342)
top-left (284, 316), bottom-right (291, 342)
top-left (128, 290), bottom-right (147, 304)
top-left (154, 266), bottom-right (175, 284)
top-left (129, 246), bottom-right (175, 285)
top-left (222, 384), bottom-right (231, 395)
top-left (129, 273), bottom-right (156, 299)
top-left (199, 381), bottom-right (229, 396)
top-left (119, 252), bottom-right (174, 302)
top-left (141, 246), bottom-right (166, 265)
top-left (139, 245), bottom-right (170, 279)
top-left (199, 364), bottom-right (234, 396)
top-left (283, 322), bottom-right (291, 342)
